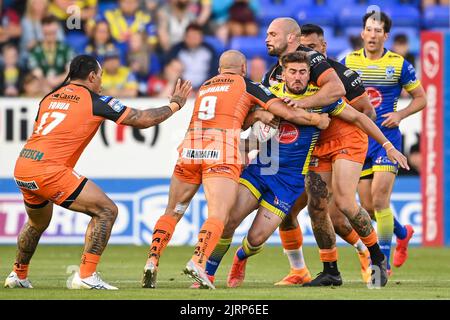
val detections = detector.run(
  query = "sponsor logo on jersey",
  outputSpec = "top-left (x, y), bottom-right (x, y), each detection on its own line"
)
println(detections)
top-left (14, 179), bottom-right (39, 190)
top-left (181, 148), bottom-right (220, 160)
top-left (107, 98), bottom-right (125, 113)
top-left (344, 69), bottom-right (354, 78)
top-left (386, 66), bottom-right (395, 79)
top-left (277, 122), bottom-right (299, 144)
top-left (366, 87), bottom-right (383, 108)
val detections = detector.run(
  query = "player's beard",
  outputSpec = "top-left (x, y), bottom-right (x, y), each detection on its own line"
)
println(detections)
top-left (267, 42), bottom-right (288, 57)
top-left (286, 81), bottom-right (307, 95)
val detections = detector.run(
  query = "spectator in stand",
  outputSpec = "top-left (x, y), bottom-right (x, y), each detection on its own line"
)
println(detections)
top-left (248, 56), bottom-right (267, 83)
top-left (22, 72), bottom-right (44, 97)
top-left (0, 0), bottom-right (22, 49)
top-left (20, 0), bottom-right (65, 59)
top-left (48, 0), bottom-right (97, 34)
top-left (337, 35), bottom-right (363, 63)
top-left (391, 34), bottom-right (416, 68)
top-left (421, 0), bottom-right (449, 7)
top-left (228, 0), bottom-right (259, 37)
top-left (0, 43), bottom-right (26, 96)
top-left (147, 58), bottom-right (184, 97)
top-left (157, 0), bottom-right (196, 52)
top-left (192, 0), bottom-right (212, 28)
top-left (28, 16), bottom-right (74, 91)
top-left (167, 23), bottom-right (217, 90)
top-left (101, 48), bottom-right (138, 98)
top-left (84, 20), bottom-right (120, 64)
top-left (103, 0), bottom-right (157, 47)
top-left (127, 31), bottom-right (161, 96)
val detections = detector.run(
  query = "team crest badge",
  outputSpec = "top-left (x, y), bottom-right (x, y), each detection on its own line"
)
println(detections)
top-left (386, 66), bottom-right (395, 79)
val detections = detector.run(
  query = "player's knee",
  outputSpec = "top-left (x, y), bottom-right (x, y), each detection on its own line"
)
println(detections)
top-left (90, 201), bottom-right (118, 222)
top-left (371, 193), bottom-right (390, 211)
top-left (246, 232), bottom-right (265, 248)
top-left (279, 215), bottom-right (297, 230)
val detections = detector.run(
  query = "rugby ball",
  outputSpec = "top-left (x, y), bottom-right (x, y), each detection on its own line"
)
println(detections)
top-left (251, 121), bottom-right (279, 142)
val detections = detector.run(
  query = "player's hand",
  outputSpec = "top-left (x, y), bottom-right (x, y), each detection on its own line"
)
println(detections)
top-left (317, 113), bottom-right (330, 130)
top-left (256, 110), bottom-right (280, 129)
top-left (381, 112), bottom-right (403, 128)
top-left (386, 147), bottom-right (410, 170)
top-left (169, 79), bottom-right (192, 109)
top-left (283, 97), bottom-right (305, 109)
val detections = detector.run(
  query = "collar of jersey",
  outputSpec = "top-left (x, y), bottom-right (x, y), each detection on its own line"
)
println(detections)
top-left (280, 83), bottom-right (308, 99)
top-left (361, 47), bottom-right (389, 62)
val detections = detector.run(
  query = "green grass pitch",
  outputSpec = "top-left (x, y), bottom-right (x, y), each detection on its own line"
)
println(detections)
top-left (0, 245), bottom-right (449, 300)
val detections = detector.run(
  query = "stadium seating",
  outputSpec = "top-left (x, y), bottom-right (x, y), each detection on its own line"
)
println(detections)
top-left (230, 36), bottom-right (268, 59)
top-left (204, 35), bottom-right (226, 55)
top-left (296, 6), bottom-right (336, 27)
top-left (326, 36), bottom-right (351, 59)
top-left (65, 32), bottom-right (89, 54)
top-left (384, 5), bottom-right (421, 27)
top-left (423, 6), bottom-right (450, 29)
top-left (337, 6), bottom-right (370, 27)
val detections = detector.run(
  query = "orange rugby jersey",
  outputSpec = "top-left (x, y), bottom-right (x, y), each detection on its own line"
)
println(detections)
top-left (15, 83), bottom-right (130, 174)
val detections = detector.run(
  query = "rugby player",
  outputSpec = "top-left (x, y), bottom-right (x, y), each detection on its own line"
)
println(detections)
top-left (203, 51), bottom-right (408, 288)
top-left (343, 11), bottom-right (426, 273)
top-left (4, 55), bottom-right (192, 290)
top-left (277, 23), bottom-right (377, 285)
top-left (141, 50), bottom-right (330, 290)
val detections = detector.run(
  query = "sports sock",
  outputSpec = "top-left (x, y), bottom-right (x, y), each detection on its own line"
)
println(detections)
top-left (341, 229), bottom-right (367, 254)
top-left (319, 248), bottom-right (339, 275)
top-left (192, 217), bottom-right (224, 268)
top-left (13, 263), bottom-right (29, 280)
top-left (280, 226), bottom-right (306, 269)
top-left (79, 253), bottom-right (100, 278)
top-left (375, 208), bottom-right (394, 269)
top-left (205, 237), bottom-right (232, 276)
top-left (360, 230), bottom-right (385, 265)
top-left (393, 217), bottom-right (407, 240)
top-left (236, 236), bottom-right (264, 260)
top-left (148, 215), bottom-right (178, 264)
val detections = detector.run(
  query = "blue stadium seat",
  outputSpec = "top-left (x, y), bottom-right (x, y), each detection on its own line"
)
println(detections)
top-left (423, 6), bottom-right (450, 29)
top-left (296, 6), bottom-right (336, 27)
top-left (338, 6), bottom-right (369, 27)
top-left (204, 36), bottom-right (227, 55)
top-left (326, 36), bottom-right (351, 59)
top-left (384, 5), bottom-right (421, 27)
top-left (321, 26), bottom-right (335, 39)
top-left (230, 36), bottom-right (268, 59)
top-left (65, 32), bottom-right (89, 54)
top-left (258, 2), bottom-right (297, 26)
top-left (324, 0), bottom-right (357, 11)
top-left (389, 27), bottom-right (419, 41)
top-left (343, 26), bottom-right (363, 37)
top-left (366, 0), bottom-right (399, 9)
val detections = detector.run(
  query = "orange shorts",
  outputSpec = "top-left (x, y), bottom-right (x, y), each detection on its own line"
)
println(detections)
top-left (14, 164), bottom-right (87, 208)
top-left (174, 136), bottom-right (243, 183)
top-left (173, 162), bottom-right (242, 184)
top-left (309, 130), bottom-right (368, 172)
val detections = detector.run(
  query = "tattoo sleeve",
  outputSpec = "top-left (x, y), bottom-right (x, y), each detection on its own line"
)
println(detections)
top-left (346, 206), bottom-right (374, 237)
top-left (306, 172), bottom-right (336, 249)
top-left (17, 223), bottom-right (42, 264)
top-left (84, 209), bottom-right (116, 255)
top-left (122, 106), bottom-right (173, 129)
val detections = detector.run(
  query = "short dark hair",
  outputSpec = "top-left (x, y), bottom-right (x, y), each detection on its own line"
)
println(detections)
top-left (363, 11), bottom-right (392, 33)
top-left (281, 51), bottom-right (310, 69)
top-left (301, 24), bottom-right (324, 37)
top-left (185, 23), bottom-right (203, 33)
top-left (393, 34), bottom-right (408, 44)
top-left (41, 15), bottom-right (59, 26)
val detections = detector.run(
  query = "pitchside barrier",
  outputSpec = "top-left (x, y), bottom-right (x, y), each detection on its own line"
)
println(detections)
top-left (0, 97), bottom-right (422, 246)
top-left (421, 30), bottom-right (450, 246)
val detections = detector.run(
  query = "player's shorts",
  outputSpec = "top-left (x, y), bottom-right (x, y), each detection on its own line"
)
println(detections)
top-left (174, 135), bottom-right (243, 184)
top-left (239, 164), bottom-right (305, 219)
top-left (309, 130), bottom-right (368, 172)
top-left (361, 128), bottom-right (402, 179)
top-left (14, 164), bottom-right (87, 208)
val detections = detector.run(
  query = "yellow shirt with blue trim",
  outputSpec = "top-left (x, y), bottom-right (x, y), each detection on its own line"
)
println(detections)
top-left (259, 82), bottom-right (345, 175)
top-left (342, 48), bottom-right (421, 128)
top-left (102, 67), bottom-right (138, 92)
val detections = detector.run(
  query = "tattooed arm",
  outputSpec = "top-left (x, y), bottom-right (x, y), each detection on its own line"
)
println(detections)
top-left (121, 79), bottom-right (192, 129)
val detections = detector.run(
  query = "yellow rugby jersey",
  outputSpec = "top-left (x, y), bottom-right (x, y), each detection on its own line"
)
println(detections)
top-left (266, 82), bottom-right (345, 174)
top-left (342, 48), bottom-right (420, 128)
